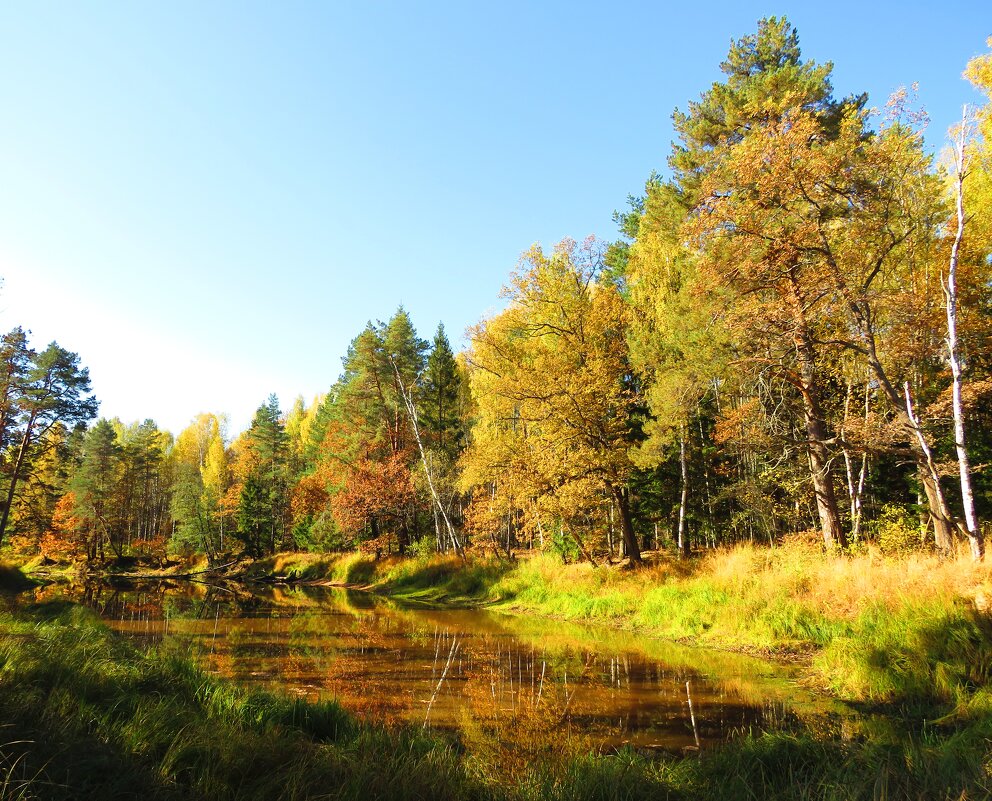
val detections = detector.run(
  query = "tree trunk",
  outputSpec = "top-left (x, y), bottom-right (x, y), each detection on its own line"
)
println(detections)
top-left (611, 485), bottom-right (641, 564)
top-left (920, 468), bottom-right (954, 553)
top-left (841, 380), bottom-right (870, 542)
top-left (432, 504), bottom-right (443, 552)
top-left (0, 410), bottom-right (37, 546)
top-left (824, 242), bottom-right (959, 553)
top-left (391, 358), bottom-right (463, 558)
top-left (903, 382), bottom-right (956, 554)
top-left (564, 524), bottom-right (596, 566)
top-left (505, 509), bottom-right (512, 559)
top-left (790, 304), bottom-right (846, 550)
top-left (860, 370), bottom-right (954, 552)
top-left (677, 430), bottom-right (690, 558)
top-left (847, 352), bottom-right (954, 550)
top-left (697, 410), bottom-right (716, 548)
top-left (805, 413), bottom-right (846, 550)
top-left (945, 105), bottom-right (983, 560)
top-left (606, 503), bottom-right (614, 561)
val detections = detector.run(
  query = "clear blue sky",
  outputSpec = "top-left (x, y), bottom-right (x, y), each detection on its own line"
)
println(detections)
top-left (1, 1), bottom-right (988, 435)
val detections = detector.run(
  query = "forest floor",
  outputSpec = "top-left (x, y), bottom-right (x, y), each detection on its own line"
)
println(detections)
top-left (4, 543), bottom-right (992, 798)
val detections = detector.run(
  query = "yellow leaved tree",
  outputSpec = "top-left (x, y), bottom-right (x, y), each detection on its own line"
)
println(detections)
top-left (461, 237), bottom-right (642, 563)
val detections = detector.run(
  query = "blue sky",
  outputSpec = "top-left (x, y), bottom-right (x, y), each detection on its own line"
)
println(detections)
top-left (1, 1), bottom-right (988, 435)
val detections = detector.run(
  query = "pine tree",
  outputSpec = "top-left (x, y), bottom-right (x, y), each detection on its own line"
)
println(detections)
top-left (235, 395), bottom-right (289, 555)
top-left (70, 419), bottom-right (120, 560)
top-left (0, 342), bottom-right (98, 546)
top-left (419, 323), bottom-right (463, 460)
top-left (0, 328), bottom-right (33, 459)
top-left (625, 17), bottom-right (856, 550)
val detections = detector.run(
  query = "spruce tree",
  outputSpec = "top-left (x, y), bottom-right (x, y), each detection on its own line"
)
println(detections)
top-left (419, 323), bottom-right (463, 460)
top-left (236, 395), bottom-right (289, 555)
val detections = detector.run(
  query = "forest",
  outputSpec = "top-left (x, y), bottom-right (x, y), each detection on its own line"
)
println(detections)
top-left (2, 19), bottom-right (990, 571)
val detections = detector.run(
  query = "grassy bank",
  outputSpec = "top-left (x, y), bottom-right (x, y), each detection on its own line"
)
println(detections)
top-left (18, 543), bottom-right (991, 708)
top-left (1, 603), bottom-right (991, 800)
top-left (248, 543), bottom-right (992, 708)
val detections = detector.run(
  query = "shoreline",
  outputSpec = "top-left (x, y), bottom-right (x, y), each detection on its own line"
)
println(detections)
top-left (5, 545), bottom-right (992, 799)
top-left (14, 542), bottom-right (992, 706)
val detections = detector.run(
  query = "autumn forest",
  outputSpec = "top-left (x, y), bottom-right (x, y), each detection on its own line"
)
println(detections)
top-left (3, 20), bottom-right (990, 570)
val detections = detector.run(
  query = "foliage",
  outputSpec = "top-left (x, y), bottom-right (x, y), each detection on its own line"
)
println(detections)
top-left (65, 418), bottom-right (172, 561)
top-left (867, 505), bottom-right (925, 556)
top-left (0, 333), bottom-right (98, 547)
top-left (419, 323), bottom-right (465, 460)
top-left (229, 396), bottom-right (291, 558)
top-left (462, 237), bottom-right (642, 562)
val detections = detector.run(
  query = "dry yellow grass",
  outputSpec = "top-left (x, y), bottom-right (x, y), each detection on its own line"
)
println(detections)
top-left (702, 542), bottom-right (992, 621)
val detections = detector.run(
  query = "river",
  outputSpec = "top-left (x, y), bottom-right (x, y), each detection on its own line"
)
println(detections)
top-left (25, 579), bottom-right (821, 755)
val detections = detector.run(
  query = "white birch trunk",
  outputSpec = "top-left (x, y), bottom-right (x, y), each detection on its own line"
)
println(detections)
top-left (904, 382), bottom-right (956, 553)
top-left (390, 358), bottom-right (464, 558)
top-left (841, 380), bottom-right (870, 542)
top-left (677, 428), bottom-right (689, 557)
top-left (842, 380), bottom-right (857, 534)
top-left (944, 105), bottom-right (984, 560)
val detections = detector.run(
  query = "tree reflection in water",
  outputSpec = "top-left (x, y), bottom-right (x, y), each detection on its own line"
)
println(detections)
top-left (27, 580), bottom-right (812, 757)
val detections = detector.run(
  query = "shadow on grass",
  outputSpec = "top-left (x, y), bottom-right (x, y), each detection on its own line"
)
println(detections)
top-left (0, 563), bottom-right (36, 595)
top-left (1, 711), bottom-right (185, 801)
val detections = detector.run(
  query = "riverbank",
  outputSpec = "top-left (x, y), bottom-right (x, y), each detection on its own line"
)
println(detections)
top-left (14, 541), bottom-right (992, 709)
top-left (241, 543), bottom-right (992, 709)
top-left (1, 602), bottom-right (990, 800)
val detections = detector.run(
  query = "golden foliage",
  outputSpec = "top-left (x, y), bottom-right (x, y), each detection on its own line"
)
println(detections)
top-left (461, 238), bottom-right (634, 537)
top-left (38, 492), bottom-right (85, 561)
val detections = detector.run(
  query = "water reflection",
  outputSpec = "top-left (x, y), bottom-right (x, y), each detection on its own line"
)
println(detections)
top-left (27, 580), bottom-right (811, 753)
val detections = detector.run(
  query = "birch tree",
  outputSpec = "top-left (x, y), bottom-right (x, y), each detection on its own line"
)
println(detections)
top-left (944, 105), bottom-right (983, 560)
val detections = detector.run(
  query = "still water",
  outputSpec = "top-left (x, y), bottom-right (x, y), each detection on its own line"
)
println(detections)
top-left (29, 580), bottom-right (815, 754)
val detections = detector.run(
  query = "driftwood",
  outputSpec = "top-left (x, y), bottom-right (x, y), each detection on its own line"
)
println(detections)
top-left (105, 559), bottom-right (241, 581)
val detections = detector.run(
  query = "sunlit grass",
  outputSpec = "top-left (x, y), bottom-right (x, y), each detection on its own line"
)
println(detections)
top-left (2, 598), bottom-right (991, 799)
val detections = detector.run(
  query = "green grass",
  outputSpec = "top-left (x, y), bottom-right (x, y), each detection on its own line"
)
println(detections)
top-left (1, 604), bottom-right (991, 800)
top-left (814, 600), bottom-right (992, 706)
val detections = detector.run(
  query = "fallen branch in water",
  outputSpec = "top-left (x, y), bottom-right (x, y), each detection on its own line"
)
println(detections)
top-left (103, 559), bottom-right (242, 580)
